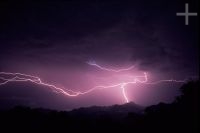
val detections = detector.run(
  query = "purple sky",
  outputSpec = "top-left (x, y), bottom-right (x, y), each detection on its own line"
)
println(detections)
top-left (0, 0), bottom-right (198, 110)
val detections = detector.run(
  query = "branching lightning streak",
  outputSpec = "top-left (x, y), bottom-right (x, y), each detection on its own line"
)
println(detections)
top-left (0, 72), bottom-right (79, 96)
top-left (0, 62), bottom-right (190, 103)
top-left (85, 62), bottom-right (188, 102)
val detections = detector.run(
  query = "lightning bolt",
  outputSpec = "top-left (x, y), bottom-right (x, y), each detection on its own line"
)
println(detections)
top-left (85, 62), bottom-right (188, 102)
top-left (87, 61), bottom-right (135, 72)
top-left (0, 62), bottom-right (193, 103)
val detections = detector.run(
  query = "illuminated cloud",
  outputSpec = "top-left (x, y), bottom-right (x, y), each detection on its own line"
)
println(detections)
top-left (0, 1), bottom-right (198, 109)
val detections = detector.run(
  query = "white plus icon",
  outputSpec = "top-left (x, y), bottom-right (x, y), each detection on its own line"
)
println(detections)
top-left (176, 3), bottom-right (198, 25)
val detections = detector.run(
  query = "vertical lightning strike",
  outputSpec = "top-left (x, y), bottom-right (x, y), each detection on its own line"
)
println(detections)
top-left (121, 83), bottom-right (129, 103)
top-left (0, 62), bottom-right (191, 103)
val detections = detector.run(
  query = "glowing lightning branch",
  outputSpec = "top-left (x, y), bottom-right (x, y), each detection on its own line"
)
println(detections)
top-left (121, 83), bottom-right (129, 103)
top-left (87, 61), bottom-right (135, 72)
top-left (0, 72), bottom-right (80, 96)
top-left (86, 62), bottom-right (188, 103)
top-left (0, 62), bottom-right (192, 103)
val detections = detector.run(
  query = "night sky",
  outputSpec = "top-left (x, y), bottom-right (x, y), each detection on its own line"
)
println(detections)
top-left (0, 0), bottom-right (198, 110)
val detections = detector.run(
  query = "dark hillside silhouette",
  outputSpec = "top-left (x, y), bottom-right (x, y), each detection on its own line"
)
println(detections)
top-left (143, 80), bottom-right (199, 133)
top-left (0, 80), bottom-right (199, 133)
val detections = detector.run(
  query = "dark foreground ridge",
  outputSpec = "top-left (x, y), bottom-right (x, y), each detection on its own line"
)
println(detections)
top-left (0, 80), bottom-right (199, 133)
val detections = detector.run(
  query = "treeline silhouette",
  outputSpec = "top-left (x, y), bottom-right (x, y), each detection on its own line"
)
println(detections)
top-left (0, 80), bottom-right (199, 133)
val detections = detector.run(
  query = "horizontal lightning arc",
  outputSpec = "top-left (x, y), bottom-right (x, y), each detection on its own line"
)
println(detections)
top-left (87, 61), bottom-right (135, 72)
top-left (0, 62), bottom-right (190, 103)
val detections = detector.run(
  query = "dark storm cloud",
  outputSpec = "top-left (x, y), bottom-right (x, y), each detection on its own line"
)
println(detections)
top-left (0, 1), bottom-right (125, 40)
top-left (0, 1), bottom-right (198, 74)
top-left (0, 1), bottom-right (126, 65)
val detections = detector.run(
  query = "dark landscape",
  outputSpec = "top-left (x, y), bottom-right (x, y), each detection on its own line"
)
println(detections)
top-left (0, 80), bottom-right (198, 133)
